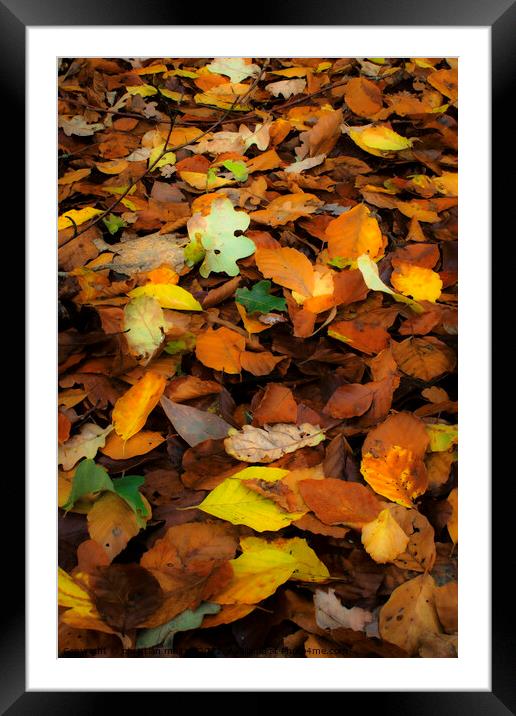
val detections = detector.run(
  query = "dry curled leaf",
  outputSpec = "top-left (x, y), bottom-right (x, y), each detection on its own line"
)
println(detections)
top-left (224, 423), bottom-right (325, 463)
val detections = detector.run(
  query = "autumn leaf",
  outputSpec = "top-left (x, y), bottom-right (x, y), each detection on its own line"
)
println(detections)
top-left (325, 203), bottom-right (384, 265)
top-left (323, 383), bottom-right (374, 418)
top-left (205, 58), bottom-right (260, 84)
top-left (344, 77), bottom-right (383, 118)
top-left (160, 395), bottom-right (232, 446)
top-left (136, 602), bottom-right (221, 648)
top-left (379, 574), bottom-right (441, 655)
top-left (186, 196), bottom-right (254, 277)
top-left (224, 423), bottom-right (325, 463)
top-left (392, 336), bottom-right (456, 381)
top-left (128, 284), bottom-right (202, 311)
top-left (112, 371), bottom-right (167, 441)
top-left (390, 262), bottom-right (443, 302)
top-left (100, 430), bottom-right (165, 460)
top-left (124, 295), bottom-right (165, 363)
top-left (298, 478), bottom-right (382, 528)
top-left (58, 424), bottom-right (114, 471)
top-left (195, 326), bottom-right (245, 374)
top-left (196, 477), bottom-right (306, 532)
top-left (314, 588), bottom-right (373, 631)
top-left (361, 507), bottom-right (410, 563)
top-left (344, 123), bottom-right (413, 156)
top-left (255, 246), bottom-right (315, 297)
top-left (250, 193), bottom-right (323, 227)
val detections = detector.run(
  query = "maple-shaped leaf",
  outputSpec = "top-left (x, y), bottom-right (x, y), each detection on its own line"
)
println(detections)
top-left (186, 197), bottom-right (254, 277)
top-left (205, 57), bottom-right (260, 83)
top-left (235, 280), bottom-right (287, 314)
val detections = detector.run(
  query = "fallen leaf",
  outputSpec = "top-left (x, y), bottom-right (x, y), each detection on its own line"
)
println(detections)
top-left (123, 295), bottom-right (165, 363)
top-left (195, 326), bottom-right (245, 374)
top-left (160, 395), bottom-right (231, 446)
top-left (58, 424), bottom-right (114, 471)
top-left (298, 478), bottom-right (382, 528)
top-left (379, 574), bottom-right (441, 655)
top-left (112, 371), bottom-right (167, 441)
top-left (196, 477), bottom-right (305, 532)
top-left (325, 204), bottom-right (384, 265)
top-left (100, 430), bottom-right (165, 459)
top-left (224, 423), bottom-right (325, 463)
top-left (314, 588), bottom-right (373, 631)
top-left (128, 284), bottom-right (202, 311)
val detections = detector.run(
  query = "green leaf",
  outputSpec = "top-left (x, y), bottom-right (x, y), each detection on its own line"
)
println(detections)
top-left (183, 240), bottom-right (206, 267)
top-left (102, 213), bottom-right (126, 235)
top-left (235, 280), bottom-right (287, 314)
top-left (221, 160), bottom-right (248, 182)
top-left (426, 424), bottom-right (458, 452)
top-left (62, 459), bottom-right (114, 511)
top-left (136, 602), bottom-right (221, 648)
top-left (186, 197), bottom-right (254, 277)
top-left (112, 475), bottom-right (150, 527)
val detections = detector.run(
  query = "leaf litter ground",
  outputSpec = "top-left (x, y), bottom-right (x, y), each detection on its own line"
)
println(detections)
top-left (58, 56), bottom-right (458, 659)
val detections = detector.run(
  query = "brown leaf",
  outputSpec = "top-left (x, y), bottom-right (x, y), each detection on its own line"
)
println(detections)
top-left (298, 478), bottom-right (382, 528)
top-left (91, 564), bottom-right (163, 633)
top-left (252, 383), bottom-right (298, 426)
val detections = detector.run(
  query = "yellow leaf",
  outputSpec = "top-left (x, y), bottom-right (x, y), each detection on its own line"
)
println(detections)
top-left (197, 477), bottom-right (306, 532)
top-left (112, 371), bottom-right (167, 440)
top-left (346, 124), bottom-right (412, 156)
top-left (361, 508), bottom-right (410, 563)
top-left (230, 466), bottom-right (290, 482)
top-left (194, 92), bottom-right (250, 111)
top-left (158, 88), bottom-right (183, 102)
top-left (241, 536), bottom-right (330, 582)
top-left (133, 64), bottom-right (167, 75)
top-left (179, 170), bottom-right (235, 190)
top-left (100, 430), bottom-right (165, 459)
top-left (390, 262), bottom-right (442, 302)
top-left (128, 284), bottom-right (202, 311)
top-left (325, 204), bottom-right (384, 264)
top-left (58, 567), bottom-right (92, 611)
top-left (58, 207), bottom-right (103, 231)
top-left (95, 159), bottom-right (129, 175)
top-left (432, 172), bottom-right (458, 197)
top-left (126, 84), bottom-right (158, 97)
top-left (58, 568), bottom-right (116, 635)
top-left (357, 253), bottom-right (424, 313)
top-left (379, 574), bottom-right (441, 655)
top-left (213, 548), bottom-right (297, 604)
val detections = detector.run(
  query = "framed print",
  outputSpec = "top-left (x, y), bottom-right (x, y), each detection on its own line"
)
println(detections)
top-left (3, 0), bottom-right (509, 708)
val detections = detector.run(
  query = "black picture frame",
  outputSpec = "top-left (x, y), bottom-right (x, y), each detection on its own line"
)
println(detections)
top-left (6, 0), bottom-right (509, 709)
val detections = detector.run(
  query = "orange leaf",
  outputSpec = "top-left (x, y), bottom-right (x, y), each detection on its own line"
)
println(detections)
top-left (325, 204), bottom-right (384, 263)
top-left (345, 77), bottom-right (383, 117)
top-left (298, 478), bottom-right (382, 529)
top-left (323, 383), bottom-right (374, 418)
top-left (112, 371), bottom-right (167, 441)
top-left (240, 351), bottom-right (285, 376)
top-left (100, 430), bottom-right (165, 459)
top-left (195, 326), bottom-right (245, 374)
top-left (249, 193), bottom-right (322, 227)
top-left (392, 336), bottom-right (456, 381)
top-left (253, 383), bottom-right (298, 425)
top-left (255, 247), bottom-right (315, 297)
